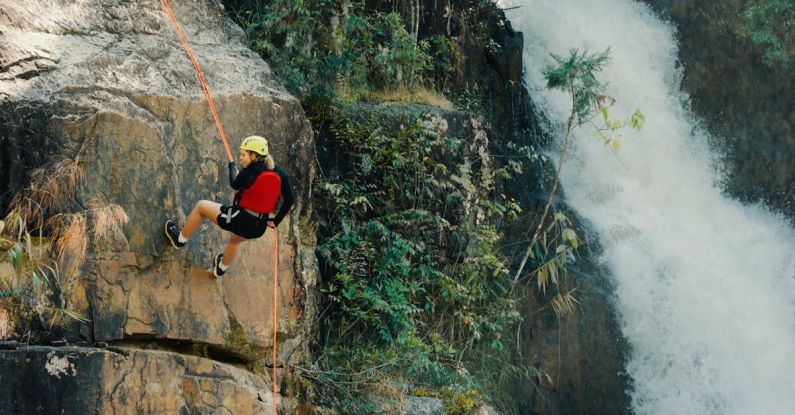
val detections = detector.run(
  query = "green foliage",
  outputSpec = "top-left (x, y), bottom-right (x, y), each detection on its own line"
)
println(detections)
top-left (454, 85), bottom-right (484, 114)
top-left (543, 48), bottom-right (611, 124)
top-left (547, 51), bottom-right (645, 157)
top-left (232, 0), bottom-right (446, 104)
top-left (313, 106), bottom-right (525, 412)
top-left (0, 223), bottom-right (88, 340)
top-left (460, 0), bottom-right (503, 45)
top-left (597, 106), bottom-right (645, 153)
top-left (371, 13), bottom-right (431, 88)
top-left (427, 35), bottom-right (460, 93)
top-left (439, 386), bottom-right (484, 414)
top-left (742, 0), bottom-right (795, 69)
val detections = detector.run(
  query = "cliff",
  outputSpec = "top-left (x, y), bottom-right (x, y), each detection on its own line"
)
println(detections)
top-left (0, 0), bottom-right (317, 412)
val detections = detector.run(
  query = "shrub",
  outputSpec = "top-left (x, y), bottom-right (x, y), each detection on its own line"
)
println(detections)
top-left (232, 1), bottom-right (439, 104)
top-left (312, 106), bottom-right (525, 412)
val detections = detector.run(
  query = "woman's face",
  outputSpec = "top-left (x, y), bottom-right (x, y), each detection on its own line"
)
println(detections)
top-left (239, 150), bottom-right (254, 167)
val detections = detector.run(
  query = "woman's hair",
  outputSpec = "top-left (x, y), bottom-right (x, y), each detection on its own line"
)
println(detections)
top-left (264, 154), bottom-right (275, 170)
top-left (247, 151), bottom-right (275, 170)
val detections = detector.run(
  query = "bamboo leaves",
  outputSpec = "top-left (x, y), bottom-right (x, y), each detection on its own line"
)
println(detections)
top-left (513, 48), bottom-right (645, 321)
top-left (544, 48), bottom-right (611, 123)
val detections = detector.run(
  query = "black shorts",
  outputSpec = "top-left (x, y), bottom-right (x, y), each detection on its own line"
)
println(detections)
top-left (216, 205), bottom-right (268, 239)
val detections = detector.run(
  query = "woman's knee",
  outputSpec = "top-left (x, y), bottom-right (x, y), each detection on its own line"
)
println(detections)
top-left (191, 200), bottom-right (207, 213)
top-left (196, 200), bottom-right (219, 215)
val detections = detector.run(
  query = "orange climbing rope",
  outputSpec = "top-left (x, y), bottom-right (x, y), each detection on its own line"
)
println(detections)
top-left (272, 228), bottom-right (279, 413)
top-left (159, 2), bottom-right (280, 413)
top-left (159, 0), bottom-right (234, 162)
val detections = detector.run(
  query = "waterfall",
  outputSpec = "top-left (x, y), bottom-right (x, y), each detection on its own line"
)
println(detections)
top-left (504, 1), bottom-right (795, 413)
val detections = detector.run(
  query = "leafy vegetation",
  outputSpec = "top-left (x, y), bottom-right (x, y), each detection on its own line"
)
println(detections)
top-left (309, 105), bottom-right (532, 413)
top-left (742, 0), bottom-right (795, 69)
top-left (229, 0), bottom-right (459, 105)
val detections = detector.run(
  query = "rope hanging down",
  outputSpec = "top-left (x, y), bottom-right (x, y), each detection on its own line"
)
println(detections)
top-left (272, 228), bottom-right (279, 412)
top-left (159, 0), bottom-right (234, 162)
top-left (159, 2), bottom-right (281, 413)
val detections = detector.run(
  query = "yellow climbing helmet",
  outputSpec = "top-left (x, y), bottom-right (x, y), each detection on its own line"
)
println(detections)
top-left (240, 135), bottom-right (269, 156)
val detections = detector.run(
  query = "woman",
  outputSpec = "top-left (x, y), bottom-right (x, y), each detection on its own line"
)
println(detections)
top-left (164, 135), bottom-right (294, 277)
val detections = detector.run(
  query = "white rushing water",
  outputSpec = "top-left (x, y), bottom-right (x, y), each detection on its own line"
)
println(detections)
top-left (503, 1), bottom-right (795, 413)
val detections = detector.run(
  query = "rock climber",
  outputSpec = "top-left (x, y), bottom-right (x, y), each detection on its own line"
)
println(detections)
top-left (164, 135), bottom-right (294, 277)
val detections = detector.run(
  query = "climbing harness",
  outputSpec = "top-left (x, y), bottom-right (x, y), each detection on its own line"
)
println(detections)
top-left (159, 1), bottom-right (280, 412)
top-left (220, 208), bottom-right (239, 224)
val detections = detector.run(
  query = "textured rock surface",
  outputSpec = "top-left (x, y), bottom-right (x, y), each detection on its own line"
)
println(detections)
top-left (0, 0), bottom-right (317, 362)
top-left (406, 397), bottom-right (445, 415)
top-left (0, 346), bottom-right (298, 414)
top-left (642, 0), bottom-right (795, 219)
top-left (515, 254), bottom-right (630, 415)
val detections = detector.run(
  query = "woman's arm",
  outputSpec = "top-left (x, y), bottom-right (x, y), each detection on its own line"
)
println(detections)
top-left (271, 167), bottom-right (295, 226)
top-left (228, 162), bottom-right (239, 188)
top-left (229, 164), bottom-right (260, 190)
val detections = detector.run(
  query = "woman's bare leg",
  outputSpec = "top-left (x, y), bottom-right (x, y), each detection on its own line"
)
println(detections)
top-left (181, 200), bottom-right (222, 239)
top-left (221, 234), bottom-right (248, 266)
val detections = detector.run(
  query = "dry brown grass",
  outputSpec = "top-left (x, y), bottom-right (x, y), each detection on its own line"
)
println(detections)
top-left (5, 199), bottom-right (39, 236)
top-left (551, 288), bottom-right (580, 317)
top-left (52, 214), bottom-right (88, 261)
top-left (0, 156), bottom-right (96, 337)
top-left (365, 86), bottom-right (453, 109)
top-left (0, 287), bottom-right (21, 340)
top-left (48, 213), bottom-right (88, 294)
top-left (0, 305), bottom-right (11, 339)
top-left (88, 199), bottom-right (129, 240)
top-left (1, 210), bottom-right (22, 240)
top-left (7, 157), bottom-right (84, 228)
top-left (536, 256), bottom-right (563, 295)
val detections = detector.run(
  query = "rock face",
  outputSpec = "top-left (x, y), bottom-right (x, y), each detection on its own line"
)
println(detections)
top-left (0, 346), bottom-right (292, 414)
top-left (515, 252), bottom-right (630, 415)
top-left (641, 0), bottom-right (795, 219)
top-left (0, 0), bottom-right (317, 410)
